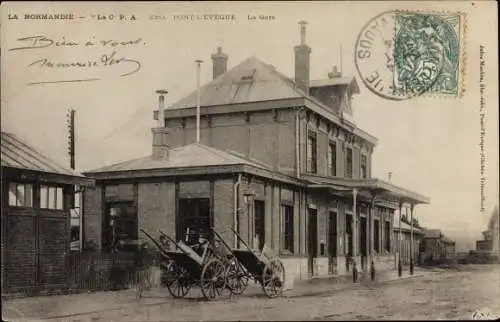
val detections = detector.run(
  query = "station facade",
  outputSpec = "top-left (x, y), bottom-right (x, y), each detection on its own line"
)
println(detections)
top-left (83, 22), bottom-right (429, 286)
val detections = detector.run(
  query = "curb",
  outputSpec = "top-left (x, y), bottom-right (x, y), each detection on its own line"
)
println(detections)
top-left (284, 273), bottom-right (426, 298)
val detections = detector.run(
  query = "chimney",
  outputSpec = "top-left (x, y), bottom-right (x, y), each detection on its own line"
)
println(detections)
top-left (294, 21), bottom-right (311, 94)
top-left (328, 66), bottom-right (342, 78)
top-left (211, 46), bottom-right (228, 80)
top-left (152, 89), bottom-right (169, 161)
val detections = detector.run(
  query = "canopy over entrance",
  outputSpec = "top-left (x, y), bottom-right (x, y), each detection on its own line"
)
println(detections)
top-left (305, 176), bottom-right (430, 205)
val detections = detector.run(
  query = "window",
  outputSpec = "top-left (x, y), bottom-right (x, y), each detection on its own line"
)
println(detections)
top-left (8, 183), bottom-right (33, 207)
top-left (40, 185), bottom-right (64, 210)
top-left (327, 141), bottom-right (337, 176)
top-left (306, 133), bottom-right (317, 173)
top-left (345, 147), bottom-right (353, 178)
top-left (104, 201), bottom-right (138, 251)
top-left (361, 154), bottom-right (367, 179)
top-left (254, 200), bottom-right (265, 250)
top-left (374, 220), bottom-right (380, 253)
top-left (282, 205), bottom-right (294, 253)
top-left (385, 221), bottom-right (391, 252)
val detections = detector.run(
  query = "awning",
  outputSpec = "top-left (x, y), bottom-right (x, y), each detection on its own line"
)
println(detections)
top-left (305, 176), bottom-right (430, 205)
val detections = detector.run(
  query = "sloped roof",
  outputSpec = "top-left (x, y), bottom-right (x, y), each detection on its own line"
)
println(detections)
top-left (393, 216), bottom-right (424, 233)
top-left (441, 236), bottom-right (455, 244)
top-left (170, 56), bottom-right (305, 110)
top-left (1, 131), bottom-right (84, 178)
top-left (85, 143), bottom-right (271, 174)
top-left (423, 229), bottom-right (442, 238)
top-left (309, 77), bottom-right (360, 94)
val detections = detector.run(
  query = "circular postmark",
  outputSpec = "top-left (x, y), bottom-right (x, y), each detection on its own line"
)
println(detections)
top-left (355, 10), bottom-right (461, 100)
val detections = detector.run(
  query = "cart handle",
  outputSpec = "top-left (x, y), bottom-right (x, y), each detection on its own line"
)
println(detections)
top-left (157, 229), bottom-right (188, 254)
top-left (140, 229), bottom-right (173, 258)
top-left (227, 225), bottom-right (257, 255)
top-left (209, 227), bottom-right (235, 253)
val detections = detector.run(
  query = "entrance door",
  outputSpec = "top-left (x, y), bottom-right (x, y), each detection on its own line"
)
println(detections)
top-left (308, 208), bottom-right (318, 276)
top-left (328, 211), bottom-right (337, 274)
top-left (254, 200), bottom-right (265, 250)
top-left (360, 216), bottom-right (367, 268)
top-left (177, 198), bottom-right (211, 243)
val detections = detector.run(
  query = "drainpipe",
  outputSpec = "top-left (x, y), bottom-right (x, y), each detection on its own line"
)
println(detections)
top-left (295, 108), bottom-right (301, 178)
top-left (234, 174), bottom-right (242, 248)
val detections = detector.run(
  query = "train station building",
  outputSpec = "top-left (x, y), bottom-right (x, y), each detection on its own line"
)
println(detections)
top-left (82, 22), bottom-right (429, 286)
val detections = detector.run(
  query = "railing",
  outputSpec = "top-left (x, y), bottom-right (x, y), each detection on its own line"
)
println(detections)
top-left (65, 251), bottom-right (151, 293)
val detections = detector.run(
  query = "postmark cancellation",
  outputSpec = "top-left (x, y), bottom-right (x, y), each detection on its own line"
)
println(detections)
top-left (355, 10), bottom-right (466, 100)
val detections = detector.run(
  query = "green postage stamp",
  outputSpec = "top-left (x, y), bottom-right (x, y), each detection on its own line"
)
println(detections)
top-left (355, 10), bottom-right (465, 100)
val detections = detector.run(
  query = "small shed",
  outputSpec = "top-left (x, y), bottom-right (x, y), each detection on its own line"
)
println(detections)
top-left (1, 131), bottom-right (92, 295)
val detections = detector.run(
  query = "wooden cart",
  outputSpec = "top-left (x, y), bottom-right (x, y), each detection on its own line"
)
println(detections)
top-left (227, 226), bottom-right (286, 298)
top-left (140, 228), bottom-right (227, 300)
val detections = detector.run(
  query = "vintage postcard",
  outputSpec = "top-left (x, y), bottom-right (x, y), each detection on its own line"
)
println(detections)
top-left (1, 1), bottom-right (498, 321)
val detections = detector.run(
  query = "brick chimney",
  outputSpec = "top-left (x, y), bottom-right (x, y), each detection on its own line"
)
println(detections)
top-left (294, 21), bottom-right (311, 94)
top-left (152, 89), bottom-right (169, 161)
top-left (211, 46), bottom-right (228, 79)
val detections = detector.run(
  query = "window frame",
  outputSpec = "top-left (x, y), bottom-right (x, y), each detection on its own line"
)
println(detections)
top-left (282, 204), bottom-right (294, 254)
top-left (327, 141), bottom-right (337, 176)
top-left (8, 182), bottom-right (34, 208)
top-left (40, 184), bottom-right (65, 210)
top-left (306, 131), bottom-right (318, 174)
top-left (345, 147), bottom-right (353, 178)
top-left (360, 154), bottom-right (367, 179)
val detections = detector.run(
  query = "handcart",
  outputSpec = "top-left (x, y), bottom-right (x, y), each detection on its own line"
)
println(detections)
top-left (227, 226), bottom-right (286, 298)
top-left (209, 228), bottom-right (249, 295)
top-left (140, 228), bottom-right (227, 300)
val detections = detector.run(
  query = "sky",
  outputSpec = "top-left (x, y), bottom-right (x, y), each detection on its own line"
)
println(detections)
top-left (1, 1), bottom-right (498, 250)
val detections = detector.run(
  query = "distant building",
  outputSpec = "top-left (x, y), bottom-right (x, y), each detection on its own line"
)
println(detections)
top-left (441, 236), bottom-right (456, 258)
top-left (421, 229), bottom-right (443, 262)
top-left (420, 228), bottom-right (456, 263)
top-left (476, 206), bottom-right (500, 254)
top-left (1, 132), bottom-right (90, 295)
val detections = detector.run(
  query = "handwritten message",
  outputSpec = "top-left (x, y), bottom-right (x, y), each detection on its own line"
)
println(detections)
top-left (9, 35), bottom-right (145, 85)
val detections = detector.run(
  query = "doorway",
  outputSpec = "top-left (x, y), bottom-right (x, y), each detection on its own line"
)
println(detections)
top-left (177, 198), bottom-right (211, 243)
top-left (328, 211), bottom-right (338, 274)
top-left (254, 200), bottom-right (265, 250)
top-left (360, 216), bottom-right (367, 268)
top-left (308, 208), bottom-right (318, 276)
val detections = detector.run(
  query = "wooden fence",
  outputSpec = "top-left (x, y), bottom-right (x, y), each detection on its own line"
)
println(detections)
top-left (65, 251), bottom-right (149, 293)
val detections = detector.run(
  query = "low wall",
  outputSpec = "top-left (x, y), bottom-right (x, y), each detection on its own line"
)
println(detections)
top-left (280, 257), bottom-right (308, 290)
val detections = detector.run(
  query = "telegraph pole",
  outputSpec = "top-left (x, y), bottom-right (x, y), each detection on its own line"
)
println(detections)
top-left (67, 109), bottom-right (75, 170)
top-left (67, 109), bottom-right (81, 251)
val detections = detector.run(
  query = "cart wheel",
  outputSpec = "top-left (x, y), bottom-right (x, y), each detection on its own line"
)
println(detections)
top-left (262, 259), bottom-right (285, 298)
top-left (165, 262), bottom-right (192, 298)
top-left (201, 258), bottom-right (226, 300)
top-left (226, 260), bottom-right (249, 295)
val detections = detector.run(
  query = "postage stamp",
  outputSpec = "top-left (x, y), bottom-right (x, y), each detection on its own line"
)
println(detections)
top-left (354, 10), bottom-right (465, 100)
